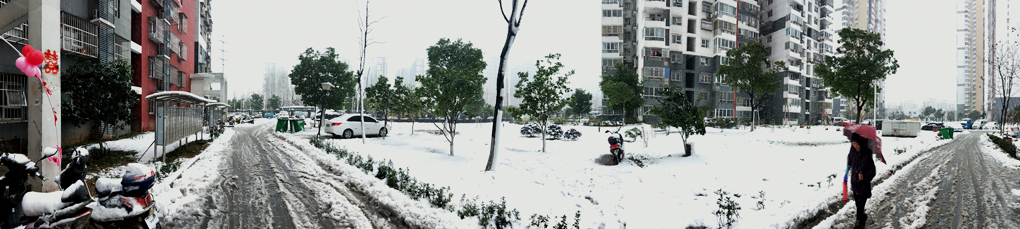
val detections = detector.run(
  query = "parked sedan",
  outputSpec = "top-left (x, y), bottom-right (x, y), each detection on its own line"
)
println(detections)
top-left (325, 114), bottom-right (390, 139)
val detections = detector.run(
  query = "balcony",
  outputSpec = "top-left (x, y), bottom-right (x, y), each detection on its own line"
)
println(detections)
top-left (148, 17), bottom-right (165, 44)
top-left (167, 32), bottom-right (180, 55)
top-left (700, 19), bottom-right (712, 31)
top-left (2, 23), bottom-right (28, 45)
top-left (148, 56), bottom-right (164, 80)
top-left (61, 12), bottom-right (98, 58)
top-left (149, 0), bottom-right (163, 9)
top-left (114, 40), bottom-right (130, 62)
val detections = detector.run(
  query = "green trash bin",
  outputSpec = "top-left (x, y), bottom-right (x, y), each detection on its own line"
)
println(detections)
top-left (276, 118), bottom-right (290, 132)
top-left (290, 119), bottom-right (305, 132)
top-left (940, 127), bottom-right (954, 139)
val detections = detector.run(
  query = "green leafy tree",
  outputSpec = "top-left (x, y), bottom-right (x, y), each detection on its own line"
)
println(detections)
top-left (417, 38), bottom-right (487, 156)
top-left (814, 28), bottom-right (900, 124)
top-left (922, 106), bottom-right (935, 121)
top-left (513, 54), bottom-right (573, 152)
top-left (570, 89), bottom-right (593, 118)
top-left (464, 98), bottom-right (494, 120)
top-left (268, 95), bottom-right (283, 111)
top-left (947, 110), bottom-right (956, 121)
top-left (393, 76), bottom-right (423, 133)
top-left (366, 75), bottom-right (396, 137)
top-left (716, 42), bottom-right (788, 131)
top-left (250, 93), bottom-right (264, 112)
top-left (935, 109), bottom-right (945, 121)
top-left (967, 110), bottom-right (983, 120)
top-left (648, 86), bottom-right (706, 155)
top-left (62, 59), bottom-right (139, 152)
top-left (600, 63), bottom-right (644, 122)
top-left (289, 47), bottom-right (356, 111)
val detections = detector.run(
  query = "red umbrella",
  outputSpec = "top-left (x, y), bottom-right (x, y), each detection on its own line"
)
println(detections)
top-left (843, 124), bottom-right (886, 164)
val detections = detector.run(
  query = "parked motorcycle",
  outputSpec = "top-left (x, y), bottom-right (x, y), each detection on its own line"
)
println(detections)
top-left (1, 147), bottom-right (94, 229)
top-left (605, 127), bottom-right (626, 165)
top-left (88, 163), bottom-right (160, 229)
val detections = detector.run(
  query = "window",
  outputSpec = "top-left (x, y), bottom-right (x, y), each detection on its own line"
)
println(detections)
top-left (603, 10), bottom-right (623, 17)
top-left (602, 26), bottom-right (622, 37)
top-left (347, 116), bottom-right (363, 121)
top-left (767, 35), bottom-right (772, 43)
top-left (602, 58), bottom-right (623, 69)
top-left (603, 42), bottom-right (620, 53)
top-left (715, 109), bottom-right (734, 118)
top-left (647, 13), bottom-right (665, 21)
top-left (644, 47), bottom-right (664, 57)
top-left (178, 71), bottom-right (185, 88)
top-left (715, 20), bottom-right (736, 34)
top-left (364, 117), bottom-right (378, 122)
top-left (672, 34), bottom-right (683, 44)
top-left (715, 38), bottom-right (735, 50)
top-left (700, 56), bottom-right (709, 66)
top-left (701, 39), bottom-right (709, 48)
top-left (179, 13), bottom-right (188, 33)
top-left (643, 67), bottom-right (665, 78)
top-left (700, 73), bottom-right (712, 83)
top-left (698, 92), bottom-right (708, 101)
top-left (673, 0), bottom-right (683, 7)
top-left (644, 27), bottom-right (665, 41)
top-left (672, 17), bottom-right (683, 25)
top-left (767, 10), bottom-right (772, 18)
top-left (0, 73), bottom-right (28, 122)
top-left (717, 92), bottom-right (734, 102)
top-left (602, 0), bottom-right (619, 4)
top-left (715, 3), bottom-right (736, 18)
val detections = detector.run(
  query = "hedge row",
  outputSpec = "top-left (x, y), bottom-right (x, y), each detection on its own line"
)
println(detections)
top-left (986, 134), bottom-right (1018, 159)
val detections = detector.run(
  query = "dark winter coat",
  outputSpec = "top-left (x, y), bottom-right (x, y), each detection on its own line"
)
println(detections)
top-left (847, 147), bottom-right (877, 198)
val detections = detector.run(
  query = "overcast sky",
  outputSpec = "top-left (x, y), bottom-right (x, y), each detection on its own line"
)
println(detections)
top-left (211, 0), bottom-right (1018, 108)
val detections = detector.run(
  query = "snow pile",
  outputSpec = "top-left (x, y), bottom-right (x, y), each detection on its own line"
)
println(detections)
top-left (86, 131), bottom-right (211, 162)
top-left (272, 131), bottom-right (475, 228)
top-left (979, 134), bottom-right (1020, 169)
top-left (150, 127), bottom-right (236, 227)
top-left (279, 122), bottom-right (949, 228)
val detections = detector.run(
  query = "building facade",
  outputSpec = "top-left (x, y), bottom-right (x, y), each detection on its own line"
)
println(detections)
top-left (957, 0), bottom-right (985, 115)
top-left (602, 0), bottom-right (835, 125)
top-left (131, 0), bottom-right (196, 131)
top-left (839, 0), bottom-right (886, 118)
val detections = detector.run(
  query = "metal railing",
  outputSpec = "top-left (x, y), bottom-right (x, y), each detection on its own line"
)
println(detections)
top-left (114, 37), bottom-right (131, 62)
top-left (2, 23), bottom-right (28, 45)
top-left (148, 17), bottom-right (165, 44)
top-left (61, 12), bottom-right (98, 58)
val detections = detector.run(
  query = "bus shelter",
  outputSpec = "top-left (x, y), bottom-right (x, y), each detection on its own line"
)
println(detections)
top-left (144, 91), bottom-right (215, 162)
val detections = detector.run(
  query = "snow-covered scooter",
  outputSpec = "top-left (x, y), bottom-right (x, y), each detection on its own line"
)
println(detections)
top-left (0, 147), bottom-right (94, 229)
top-left (605, 126), bottom-right (626, 165)
top-left (88, 163), bottom-right (160, 229)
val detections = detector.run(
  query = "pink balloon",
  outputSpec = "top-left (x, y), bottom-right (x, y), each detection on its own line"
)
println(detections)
top-left (22, 66), bottom-right (38, 78)
top-left (15, 57), bottom-right (28, 69)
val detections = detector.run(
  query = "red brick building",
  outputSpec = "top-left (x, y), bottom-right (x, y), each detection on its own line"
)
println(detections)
top-left (131, 0), bottom-right (195, 131)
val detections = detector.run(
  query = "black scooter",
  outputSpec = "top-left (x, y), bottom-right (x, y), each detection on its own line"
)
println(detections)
top-left (605, 126), bottom-right (626, 165)
top-left (1, 147), bottom-right (93, 229)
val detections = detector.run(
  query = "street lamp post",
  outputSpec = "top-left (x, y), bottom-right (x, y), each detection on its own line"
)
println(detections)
top-left (318, 82), bottom-right (334, 138)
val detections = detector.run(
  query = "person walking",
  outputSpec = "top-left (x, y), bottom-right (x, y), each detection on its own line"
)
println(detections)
top-left (848, 133), bottom-right (877, 228)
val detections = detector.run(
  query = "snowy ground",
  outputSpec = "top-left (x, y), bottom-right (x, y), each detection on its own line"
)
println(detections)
top-left (277, 121), bottom-right (950, 228)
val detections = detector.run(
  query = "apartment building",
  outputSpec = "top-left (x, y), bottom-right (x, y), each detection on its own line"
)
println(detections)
top-left (132, 0), bottom-right (196, 131)
top-left (957, 0), bottom-right (985, 115)
top-left (602, 0), bottom-right (833, 125)
top-left (836, 0), bottom-right (886, 119)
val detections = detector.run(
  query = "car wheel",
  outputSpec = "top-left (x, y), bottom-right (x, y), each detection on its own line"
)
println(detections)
top-left (379, 128), bottom-right (387, 137)
top-left (343, 129), bottom-right (354, 139)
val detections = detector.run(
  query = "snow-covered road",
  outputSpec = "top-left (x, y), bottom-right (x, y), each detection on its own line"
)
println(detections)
top-left (186, 124), bottom-right (402, 228)
top-left (817, 132), bottom-right (1020, 228)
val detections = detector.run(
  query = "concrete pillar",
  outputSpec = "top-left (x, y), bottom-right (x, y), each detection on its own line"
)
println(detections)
top-left (26, 0), bottom-right (61, 192)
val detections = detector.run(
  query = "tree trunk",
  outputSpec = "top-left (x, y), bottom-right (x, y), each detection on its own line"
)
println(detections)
top-left (541, 122), bottom-right (546, 152)
top-left (411, 115), bottom-right (416, 134)
top-left (486, 1), bottom-right (523, 171)
top-left (450, 120), bottom-right (456, 156)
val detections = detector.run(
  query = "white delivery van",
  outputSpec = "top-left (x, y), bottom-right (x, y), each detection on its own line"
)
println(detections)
top-left (882, 120), bottom-right (921, 137)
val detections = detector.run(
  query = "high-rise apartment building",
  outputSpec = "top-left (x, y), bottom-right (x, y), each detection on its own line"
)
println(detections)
top-left (958, 0), bottom-right (985, 115)
top-left (194, 0), bottom-right (212, 74)
top-left (839, 0), bottom-right (886, 117)
top-left (602, 0), bottom-right (835, 125)
top-left (132, 0), bottom-right (196, 131)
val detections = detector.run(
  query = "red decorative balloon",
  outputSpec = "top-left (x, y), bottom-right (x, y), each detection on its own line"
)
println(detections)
top-left (22, 45), bottom-right (33, 56)
top-left (27, 50), bottom-right (44, 66)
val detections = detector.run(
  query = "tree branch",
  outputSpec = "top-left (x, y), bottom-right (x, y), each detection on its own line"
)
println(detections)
top-left (516, 0), bottom-right (529, 26)
top-left (498, 0), bottom-right (510, 23)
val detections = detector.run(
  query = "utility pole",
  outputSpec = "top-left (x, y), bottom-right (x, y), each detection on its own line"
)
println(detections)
top-left (219, 35), bottom-right (228, 73)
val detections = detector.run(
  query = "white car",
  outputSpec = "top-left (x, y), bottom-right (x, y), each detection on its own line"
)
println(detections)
top-left (325, 114), bottom-right (390, 138)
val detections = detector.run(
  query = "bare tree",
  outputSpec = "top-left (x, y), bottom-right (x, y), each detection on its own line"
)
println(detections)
top-left (356, 0), bottom-right (384, 143)
top-left (992, 34), bottom-right (1020, 134)
top-left (486, 0), bottom-right (529, 171)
